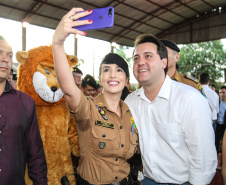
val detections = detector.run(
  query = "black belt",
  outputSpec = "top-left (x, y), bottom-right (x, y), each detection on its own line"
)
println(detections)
top-left (75, 173), bottom-right (132, 185)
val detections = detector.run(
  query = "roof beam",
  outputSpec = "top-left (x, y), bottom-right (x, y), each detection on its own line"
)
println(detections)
top-left (156, 5), bottom-right (226, 39)
top-left (174, 0), bottom-right (201, 14)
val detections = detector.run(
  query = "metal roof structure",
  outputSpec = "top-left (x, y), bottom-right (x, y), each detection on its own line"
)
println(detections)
top-left (0, 0), bottom-right (226, 47)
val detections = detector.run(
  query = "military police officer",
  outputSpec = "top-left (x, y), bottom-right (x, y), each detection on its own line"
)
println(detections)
top-left (72, 66), bottom-right (83, 88)
top-left (81, 74), bottom-right (97, 99)
top-left (161, 39), bottom-right (206, 97)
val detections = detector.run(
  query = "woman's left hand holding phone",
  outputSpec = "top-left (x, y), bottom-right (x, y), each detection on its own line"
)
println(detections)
top-left (52, 8), bottom-right (92, 113)
top-left (52, 8), bottom-right (92, 46)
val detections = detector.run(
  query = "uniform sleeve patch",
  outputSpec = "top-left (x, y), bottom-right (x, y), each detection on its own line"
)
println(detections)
top-left (185, 74), bottom-right (199, 84)
top-left (199, 85), bottom-right (207, 98)
top-left (95, 120), bottom-right (114, 129)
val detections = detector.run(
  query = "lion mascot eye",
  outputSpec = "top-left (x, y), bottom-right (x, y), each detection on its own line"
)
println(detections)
top-left (44, 69), bottom-right (51, 75)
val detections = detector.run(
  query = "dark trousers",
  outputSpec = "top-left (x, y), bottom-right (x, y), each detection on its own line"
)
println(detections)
top-left (142, 178), bottom-right (189, 185)
top-left (215, 123), bottom-right (225, 154)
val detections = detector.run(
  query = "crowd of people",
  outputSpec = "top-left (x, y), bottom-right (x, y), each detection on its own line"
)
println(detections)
top-left (1, 7), bottom-right (226, 185)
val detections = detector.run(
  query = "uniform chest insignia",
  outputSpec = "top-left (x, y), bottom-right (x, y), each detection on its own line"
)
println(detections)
top-left (99, 142), bottom-right (106, 149)
top-left (185, 74), bottom-right (199, 84)
top-left (86, 96), bottom-right (89, 100)
top-left (199, 84), bottom-right (207, 98)
top-left (130, 117), bottom-right (138, 134)
top-left (96, 105), bottom-right (108, 120)
top-left (97, 102), bottom-right (103, 106)
top-left (95, 120), bottom-right (114, 129)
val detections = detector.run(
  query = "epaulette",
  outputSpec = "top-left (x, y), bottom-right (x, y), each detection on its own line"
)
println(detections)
top-left (184, 74), bottom-right (199, 84)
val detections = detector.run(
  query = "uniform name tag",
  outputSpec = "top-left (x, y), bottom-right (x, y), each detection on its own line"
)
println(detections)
top-left (95, 120), bottom-right (114, 129)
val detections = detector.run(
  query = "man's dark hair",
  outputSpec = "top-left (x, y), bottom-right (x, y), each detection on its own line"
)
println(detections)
top-left (220, 86), bottom-right (226, 90)
top-left (81, 74), bottom-right (97, 89)
top-left (199, 73), bottom-right (210, 84)
top-left (210, 84), bottom-right (216, 88)
top-left (133, 34), bottom-right (168, 75)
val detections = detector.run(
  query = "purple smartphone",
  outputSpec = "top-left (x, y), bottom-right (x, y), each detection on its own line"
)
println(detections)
top-left (74, 7), bottom-right (114, 31)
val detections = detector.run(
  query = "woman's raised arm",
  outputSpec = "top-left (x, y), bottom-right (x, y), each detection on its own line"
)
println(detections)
top-left (52, 7), bottom-right (92, 111)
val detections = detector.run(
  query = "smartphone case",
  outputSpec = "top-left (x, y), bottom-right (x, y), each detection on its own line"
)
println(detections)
top-left (74, 7), bottom-right (114, 31)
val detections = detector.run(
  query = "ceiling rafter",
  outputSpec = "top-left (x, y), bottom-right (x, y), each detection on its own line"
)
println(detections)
top-left (22, 0), bottom-right (49, 22)
top-left (109, 0), bottom-right (200, 43)
top-left (0, 2), bottom-right (59, 21)
top-left (156, 5), bottom-right (226, 40)
top-left (174, 0), bottom-right (201, 14)
top-left (76, 0), bottom-right (163, 30)
top-left (113, 0), bottom-right (175, 25)
top-left (0, 0), bottom-right (226, 47)
top-left (200, 0), bottom-right (215, 8)
top-left (146, 0), bottom-right (188, 20)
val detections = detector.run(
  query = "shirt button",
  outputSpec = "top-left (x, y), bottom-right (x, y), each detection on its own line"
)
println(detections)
top-left (0, 169), bottom-right (1, 172)
top-left (121, 144), bottom-right (124, 147)
top-left (0, 131), bottom-right (1, 134)
top-left (115, 176), bottom-right (118, 180)
top-left (120, 126), bottom-right (123, 129)
top-left (136, 140), bottom-right (138, 143)
top-left (115, 158), bottom-right (118, 161)
top-left (102, 134), bottom-right (106, 138)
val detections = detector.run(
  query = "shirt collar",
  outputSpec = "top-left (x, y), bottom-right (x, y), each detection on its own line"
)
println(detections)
top-left (201, 84), bottom-right (209, 88)
top-left (172, 70), bottom-right (182, 82)
top-left (137, 75), bottom-right (171, 102)
top-left (94, 93), bottom-right (130, 114)
top-left (157, 75), bottom-right (171, 100)
top-left (4, 80), bottom-right (16, 93)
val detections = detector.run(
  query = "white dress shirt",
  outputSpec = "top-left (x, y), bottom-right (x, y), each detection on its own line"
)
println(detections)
top-left (202, 85), bottom-right (219, 120)
top-left (125, 75), bottom-right (217, 185)
top-left (218, 100), bottom-right (226, 125)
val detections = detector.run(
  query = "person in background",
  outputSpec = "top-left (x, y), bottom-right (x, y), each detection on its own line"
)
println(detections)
top-left (160, 39), bottom-right (206, 97)
top-left (95, 83), bottom-right (103, 96)
top-left (210, 84), bottom-right (217, 91)
top-left (52, 8), bottom-right (138, 185)
top-left (199, 72), bottom-right (219, 133)
top-left (81, 74), bottom-right (97, 99)
top-left (7, 68), bottom-right (17, 89)
top-left (220, 87), bottom-right (226, 184)
top-left (0, 35), bottom-right (47, 184)
top-left (125, 33), bottom-right (217, 185)
top-left (216, 86), bottom-right (226, 155)
top-left (72, 66), bottom-right (83, 88)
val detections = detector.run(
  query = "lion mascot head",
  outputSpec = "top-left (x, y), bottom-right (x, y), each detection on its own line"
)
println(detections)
top-left (16, 45), bottom-right (78, 105)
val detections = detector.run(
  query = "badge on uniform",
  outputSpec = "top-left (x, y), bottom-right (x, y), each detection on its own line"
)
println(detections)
top-left (99, 142), bottom-right (106, 149)
top-left (185, 74), bottom-right (199, 84)
top-left (199, 84), bottom-right (207, 98)
top-left (130, 117), bottom-right (138, 135)
top-left (95, 120), bottom-right (114, 129)
top-left (96, 105), bottom-right (108, 120)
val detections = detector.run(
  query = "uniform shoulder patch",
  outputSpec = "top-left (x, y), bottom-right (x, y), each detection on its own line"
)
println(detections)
top-left (199, 84), bottom-right (207, 98)
top-left (185, 74), bottom-right (199, 84)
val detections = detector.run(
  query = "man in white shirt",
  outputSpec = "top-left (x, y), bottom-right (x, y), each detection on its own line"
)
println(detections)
top-left (216, 86), bottom-right (226, 154)
top-left (199, 72), bottom-right (219, 132)
top-left (125, 34), bottom-right (217, 185)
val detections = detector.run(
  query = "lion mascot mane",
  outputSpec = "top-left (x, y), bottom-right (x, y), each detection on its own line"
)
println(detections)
top-left (16, 46), bottom-right (79, 185)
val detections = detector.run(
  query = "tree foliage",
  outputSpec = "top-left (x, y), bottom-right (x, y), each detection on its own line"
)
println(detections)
top-left (114, 45), bottom-right (132, 67)
top-left (178, 40), bottom-right (226, 83)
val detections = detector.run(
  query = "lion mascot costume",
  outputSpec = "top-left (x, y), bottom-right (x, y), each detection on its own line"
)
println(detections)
top-left (16, 46), bottom-right (79, 185)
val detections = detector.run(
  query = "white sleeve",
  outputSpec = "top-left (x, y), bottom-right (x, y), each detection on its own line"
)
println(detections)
top-left (182, 93), bottom-right (217, 184)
